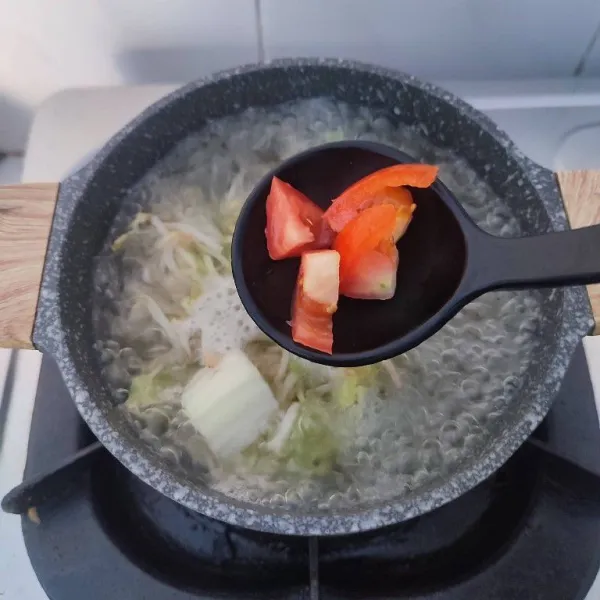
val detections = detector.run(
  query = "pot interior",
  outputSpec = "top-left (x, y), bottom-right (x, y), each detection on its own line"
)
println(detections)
top-left (43, 62), bottom-right (591, 533)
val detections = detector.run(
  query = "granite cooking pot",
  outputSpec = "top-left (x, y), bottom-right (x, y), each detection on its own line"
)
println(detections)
top-left (0, 60), bottom-right (599, 535)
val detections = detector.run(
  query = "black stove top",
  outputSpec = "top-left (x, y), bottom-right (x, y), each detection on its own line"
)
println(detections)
top-left (19, 344), bottom-right (600, 599)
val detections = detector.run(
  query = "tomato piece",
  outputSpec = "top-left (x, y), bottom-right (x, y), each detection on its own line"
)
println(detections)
top-left (265, 177), bottom-right (334, 260)
top-left (370, 186), bottom-right (416, 242)
top-left (313, 217), bottom-right (336, 249)
top-left (339, 239), bottom-right (399, 300)
top-left (291, 250), bottom-right (340, 354)
top-left (371, 185), bottom-right (413, 208)
top-left (324, 164), bottom-right (437, 232)
top-left (333, 204), bottom-right (397, 284)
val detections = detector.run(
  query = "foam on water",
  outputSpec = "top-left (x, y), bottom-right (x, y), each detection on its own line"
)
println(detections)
top-left (183, 276), bottom-right (260, 358)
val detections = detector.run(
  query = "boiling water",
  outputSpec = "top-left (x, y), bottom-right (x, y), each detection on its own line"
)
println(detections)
top-left (93, 98), bottom-right (541, 510)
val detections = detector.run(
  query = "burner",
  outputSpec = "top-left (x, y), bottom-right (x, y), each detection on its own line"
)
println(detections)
top-left (92, 461), bottom-right (309, 597)
top-left (318, 446), bottom-right (540, 596)
top-left (17, 344), bottom-right (600, 599)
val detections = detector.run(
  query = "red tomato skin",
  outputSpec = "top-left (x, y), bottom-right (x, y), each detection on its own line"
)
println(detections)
top-left (292, 295), bottom-right (334, 354)
top-left (372, 187), bottom-right (416, 242)
top-left (265, 177), bottom-right (333, 260)
top-left (291, 250), bottom-right (340, 354)
top-left (339, 242), bottom-right (399, 300)
top-left (324, 164), bottom-right (436, 232)
top-left (333, 204), bottom-right (397, 284)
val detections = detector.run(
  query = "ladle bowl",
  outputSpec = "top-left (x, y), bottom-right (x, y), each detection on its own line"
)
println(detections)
top-left (232, 140), bottom-right (600, 366)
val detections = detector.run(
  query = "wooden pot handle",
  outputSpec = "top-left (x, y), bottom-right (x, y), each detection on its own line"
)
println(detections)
top-left (0, 184), bottom-right (59, 349)
top-left (556, 170), bottom-right (600, 334)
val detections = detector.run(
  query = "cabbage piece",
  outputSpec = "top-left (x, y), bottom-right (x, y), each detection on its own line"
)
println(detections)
top-left (324, 127), bottom-right (345, 143)
top-left (280, 398), bottom-right (338, 476)
top-left (266, 402), bottom-right (300, 454)
top-left (334, 365), bottom-right (379, 408)
top-left (288, 356), bottom-right (334, 390)
top-left (336, 372), bottom-right (366, 408)
top-left (181, 349), bottom-right (279, 460)
top-left (111, 212), bottom-right (153, 251)
top-left (126, 368), bottom-right (174, 408)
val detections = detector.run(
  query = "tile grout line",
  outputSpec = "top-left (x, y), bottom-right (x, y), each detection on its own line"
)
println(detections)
top-left (574, 20), bottom-right (600, 76)
top-left (254, 0), bottom-right (265, 63)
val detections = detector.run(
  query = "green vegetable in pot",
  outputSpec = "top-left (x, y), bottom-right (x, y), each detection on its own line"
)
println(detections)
top-left (281, 398), bottom-right (339, 476)
top-left (126, 368), bottom-right (174, 408)
top-left (334, 365), bottom-right (378, 408)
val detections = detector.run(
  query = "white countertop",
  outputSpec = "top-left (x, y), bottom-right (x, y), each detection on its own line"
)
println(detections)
top-left (2, 83), bottom-right (600, 599)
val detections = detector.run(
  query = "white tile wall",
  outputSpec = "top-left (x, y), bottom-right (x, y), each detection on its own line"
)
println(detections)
top-left (554, 124), bottom-right (600, 170)
top-left (260, 0), bottom-right (600, 81)
top-left (0, 157), bottom-right (23, 184)
top-left (3, 0), bottom-right (600, 154)
top-left (0, 0), bottom-right (259, 152)
top-left (96, 0), bottom-right (260, 83)
top-left (0, 1), bottom-right (119, 151)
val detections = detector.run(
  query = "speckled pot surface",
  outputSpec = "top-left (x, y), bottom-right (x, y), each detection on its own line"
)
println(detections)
top-left (33, 59), bottom-right (593, 535)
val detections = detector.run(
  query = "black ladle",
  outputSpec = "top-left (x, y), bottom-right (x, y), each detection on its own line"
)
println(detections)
top-left (232, 140), bottom-right (600, 367)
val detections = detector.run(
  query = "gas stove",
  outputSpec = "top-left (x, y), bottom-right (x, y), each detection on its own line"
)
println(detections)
top-left (3, 83), bottom-right (600, 599)
top-left (14, 345), bottom-right (600, 599)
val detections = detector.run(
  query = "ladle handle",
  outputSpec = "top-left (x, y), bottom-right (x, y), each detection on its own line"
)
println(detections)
top-left (0, 184), bottom-right (59, 348)
top-left (473, 225), bottom-right (600, 291)
top-left (465, 169), bottom-right (600, 331)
